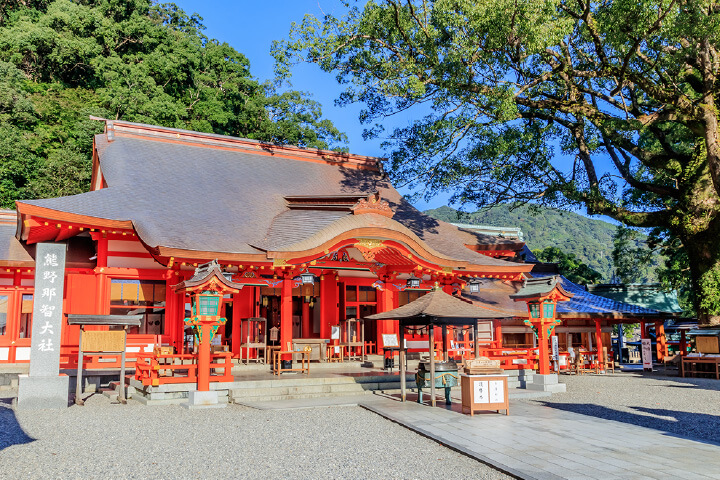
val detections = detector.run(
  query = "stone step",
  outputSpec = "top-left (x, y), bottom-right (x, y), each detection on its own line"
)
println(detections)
top-left (230, 382), bottom-right (365, 399)
top-left (233, 391), bottom-right (372, 404)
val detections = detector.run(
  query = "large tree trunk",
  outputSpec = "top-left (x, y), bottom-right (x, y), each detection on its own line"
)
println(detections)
top-left (683, 216), bottom-right (720, 327)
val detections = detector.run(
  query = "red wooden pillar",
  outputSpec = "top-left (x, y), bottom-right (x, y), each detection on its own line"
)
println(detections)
top-left (595, 319), bottom-right (604, 372)
top-left (320, 276), bottom-right (337, 339)
top-left (197, 322), bottom-right (212, 391)
top-left (280, 276), bottom-right (293, 358)
top-left (680, 330), bottom-right (687, 356)
top-left (377, 286), bottom-right (395, 340)
top-left (301, 301), bottom-right (311, 338)
top-left (231, 291), bottom-right (242, 357)
top-left (493, 319), bottom-right (503, 348)
top-left (233, 287), bottom-right (255, 357)
top-left (537, 322), bottom-right (551, 375)
top-left (655, 321), bottom-right (667, 361)
top-left (93, 233), bottom-right (108, 314)
top-left (640, 321), bottom-right (647, 340)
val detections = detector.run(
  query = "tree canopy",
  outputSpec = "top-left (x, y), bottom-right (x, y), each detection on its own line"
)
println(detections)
top-left (0, 0), bottom-right (345, 206)
top-left (276, 0), bottom-right (720, 325)
top-left (533, 246), bottom-right (603, 285)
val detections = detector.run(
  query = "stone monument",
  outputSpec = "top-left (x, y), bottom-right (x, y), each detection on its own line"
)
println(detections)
top-left (16, 243), bottom-right (69, 409)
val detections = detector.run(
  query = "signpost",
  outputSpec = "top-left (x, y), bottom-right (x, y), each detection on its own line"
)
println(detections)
top-left (17, 243), bottom-right (68, 410)
top-left (641, 338), bottom-right (653, 371)
top-left (551, 335), bottom-right (559, 372)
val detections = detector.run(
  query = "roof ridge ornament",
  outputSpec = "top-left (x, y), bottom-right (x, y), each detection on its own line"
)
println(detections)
top-left (351, 192), bottom-right (394, 218)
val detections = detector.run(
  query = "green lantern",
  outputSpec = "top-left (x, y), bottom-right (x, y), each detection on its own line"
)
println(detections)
top-left (196, 294), bottom-right (221, 316)
top-left (543, 301), bottom-right (555, 319)
top-left (529, 302), bottom-right (540, 319)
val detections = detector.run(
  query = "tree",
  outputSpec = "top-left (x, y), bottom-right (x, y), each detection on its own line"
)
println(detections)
top-left (275, 0), bottom-right (720, 325)
top-left (0, 0), bottom-right (346, 205)
top-left (611, 225), bottom-right (657, 284)
top-left (533, 246), bottom-right (602, 285)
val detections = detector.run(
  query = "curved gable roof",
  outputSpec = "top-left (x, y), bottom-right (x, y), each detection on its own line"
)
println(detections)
top-left (17, 121), bottom-right (527, 271)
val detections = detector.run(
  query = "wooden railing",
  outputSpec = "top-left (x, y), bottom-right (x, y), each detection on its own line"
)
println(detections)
top-left (478, 347), bottom-right (539, 370)
top-left (134, 352), bottom-right (233, 387)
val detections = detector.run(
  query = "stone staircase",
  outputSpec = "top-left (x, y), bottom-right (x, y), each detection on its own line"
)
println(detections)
top-left (230, 373), bottom-right (418, 404)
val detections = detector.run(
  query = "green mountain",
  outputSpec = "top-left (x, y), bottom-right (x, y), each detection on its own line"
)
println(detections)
top-left (425, 204), bottom-right (619, 280)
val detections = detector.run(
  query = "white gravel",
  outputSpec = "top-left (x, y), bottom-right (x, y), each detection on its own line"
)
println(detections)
top-left (0, 395), bottom-right (509, 479)
top-left (522, 372), bottom-right (720, 443)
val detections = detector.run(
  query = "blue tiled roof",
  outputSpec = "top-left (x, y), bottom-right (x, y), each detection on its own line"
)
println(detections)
top-left (533, 274), bottom-right (663, 316)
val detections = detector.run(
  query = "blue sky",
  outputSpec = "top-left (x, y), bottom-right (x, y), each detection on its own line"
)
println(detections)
top-left (172, 0), bottom-right (453, 210)
top-left (170, 1), bottom-right (618, 223)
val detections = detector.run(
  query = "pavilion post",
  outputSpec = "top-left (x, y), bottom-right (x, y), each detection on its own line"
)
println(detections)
top-left (400, 324), bottom-right (406, 402)
top-left (473, 321), bottom-right (479, 359)
top-left (429, 324), bottom-right (436, 407)
top-left (655, 321), bottom-right (666, 362)
top-left (595, 319), bottom-right (604, 373)
top-left (680, 329), bottom-right (687, 356)
top-left (280, 276), bottom-right (293, 361)
top-left (442, 325), bottom-right (448, 362)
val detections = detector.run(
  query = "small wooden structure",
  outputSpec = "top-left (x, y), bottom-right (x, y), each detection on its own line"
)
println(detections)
top-left (366, 287), bottom-right (512, 407)
top-left (240, 317), bottom-right (267, 364)
top-left (339, 317), bottom-right (364, 361)
top-left (67, 314), bottom-right (141, 405)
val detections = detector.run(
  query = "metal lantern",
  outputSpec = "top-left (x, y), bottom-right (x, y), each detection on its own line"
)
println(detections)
top-left (529, 302), bottom-right (541, 319)
top-left (300, 272), bottom-right (315, 285)
top-left (467, 280), bottom-right (481, 293)
top-left (406, 274), bottom-right (421, 288)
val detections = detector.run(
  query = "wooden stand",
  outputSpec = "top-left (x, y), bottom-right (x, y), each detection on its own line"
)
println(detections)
top-left (460, 374), bottom-right (509, 416)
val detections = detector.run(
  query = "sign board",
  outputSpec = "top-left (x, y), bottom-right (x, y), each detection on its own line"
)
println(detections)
top-left (81, 331), bottom-right (126, 352)
top-left (331, 325), bottom-right (340, 340)
top-left (489, 380), bottom-right (505, 403)
top-left (29, 243), bottom-right (66, 377)
top-left (641, 338), bottom-right (652, 369)
top-left (382, 333), bottom-right (399, 348)
top-left (473, 380), bottom-right (489, 403)
top-left (269, 326), bottom-right (279, 342)
top-left (551, 335), bottom-right (559, 372)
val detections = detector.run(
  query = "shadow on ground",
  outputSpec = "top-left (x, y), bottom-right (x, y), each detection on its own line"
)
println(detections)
top-left (536, 400), bottom-right (720, 446)
top-left (0, 399), bottom-right (35, 451)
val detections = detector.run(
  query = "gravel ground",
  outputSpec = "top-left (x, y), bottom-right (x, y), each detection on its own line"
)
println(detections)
top-left (0, 395), bottom-right (509, 480)
top-left (523, 371), bottom-right (720, 443)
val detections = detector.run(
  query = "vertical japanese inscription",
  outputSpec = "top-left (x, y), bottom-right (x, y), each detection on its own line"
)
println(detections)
top-left (29, 243), bottom-right (66, 377)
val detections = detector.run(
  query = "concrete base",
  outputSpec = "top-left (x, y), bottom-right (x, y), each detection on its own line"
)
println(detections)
top-left (526, 373), bottom-right (567, 393)
top-left (182, 390), bottom-right (226, 410)
top-left (16, 374), bottom-right (69, 410)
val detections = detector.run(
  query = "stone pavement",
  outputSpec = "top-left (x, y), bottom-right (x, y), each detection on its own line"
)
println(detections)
top-left (239, 393), bottom-right (720, 480)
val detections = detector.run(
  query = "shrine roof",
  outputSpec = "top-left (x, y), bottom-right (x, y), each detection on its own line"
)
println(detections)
top-left (463, 275), bottom-right (673, 320)
top-left (16, 120), bottom-right (526, 270)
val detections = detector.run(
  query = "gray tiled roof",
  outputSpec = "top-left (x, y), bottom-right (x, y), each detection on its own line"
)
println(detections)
top-left (20, 131), bottom-right (520, 266)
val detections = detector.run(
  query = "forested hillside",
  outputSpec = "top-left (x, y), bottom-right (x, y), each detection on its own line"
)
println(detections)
top-left (425, 205), bottom-right (620, 280)
top-left (0, 0), bottom-right (344, 208)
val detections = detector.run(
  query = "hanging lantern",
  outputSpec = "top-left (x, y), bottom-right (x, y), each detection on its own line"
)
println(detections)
top-left (261, 296), bottom-right (268, 307)
top-left (406, 274), bottom-right (421, 288)
top-left (466, 279), bottom-right (481, 293)
top-left (300, 272), bottom-right (315, 285)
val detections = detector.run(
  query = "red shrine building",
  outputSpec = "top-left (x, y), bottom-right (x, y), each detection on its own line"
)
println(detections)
top-left (0, 119), bottom-right (538, 367)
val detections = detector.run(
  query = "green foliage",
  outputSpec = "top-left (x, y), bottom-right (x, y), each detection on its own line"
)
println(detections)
top-left (425, 204), bottom-right (619, 280)
top-left (532, 246), bottom-right (602, 286)
top-left (0, 0), bottom-right (345, 207)
top-left (699, 264), bottom-right (720, 316)
top-left (611, 226), bottom-right (659, 284)
top-left (277, 0), bottom-right (720, 322)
